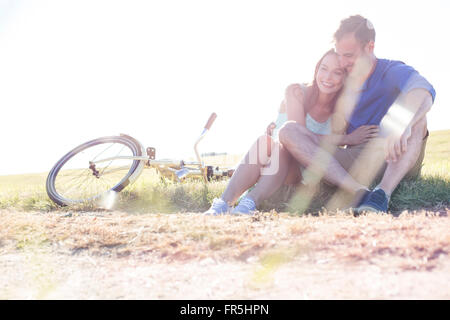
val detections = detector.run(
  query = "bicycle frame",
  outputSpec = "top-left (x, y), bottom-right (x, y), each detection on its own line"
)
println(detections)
top-left (89, 113), bottom-right (234, 183)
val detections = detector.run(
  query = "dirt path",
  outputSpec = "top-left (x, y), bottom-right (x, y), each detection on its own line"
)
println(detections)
top-left (1, 209), bottom-right (449, 299)
top-left (1, 250), bottom-right (449, 299)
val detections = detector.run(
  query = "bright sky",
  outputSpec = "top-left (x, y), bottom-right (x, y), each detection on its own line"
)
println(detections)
top-left (1, 0), bottom-right (449, 175)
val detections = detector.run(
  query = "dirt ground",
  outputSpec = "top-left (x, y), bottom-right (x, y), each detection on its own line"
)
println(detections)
top-left (0, 208), bottom-right (449, 300)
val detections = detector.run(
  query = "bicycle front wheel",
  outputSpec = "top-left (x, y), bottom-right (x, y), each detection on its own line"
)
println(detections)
top-left (46, 136), bottom-right (143, 206)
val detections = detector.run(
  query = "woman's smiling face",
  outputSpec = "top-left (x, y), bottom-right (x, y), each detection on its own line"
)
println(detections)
top-left (316, 53), bottom-right (346, 94)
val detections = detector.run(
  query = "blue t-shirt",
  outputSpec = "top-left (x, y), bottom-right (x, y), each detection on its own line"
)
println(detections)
top-left (346, 59), bottom-right (436, 134)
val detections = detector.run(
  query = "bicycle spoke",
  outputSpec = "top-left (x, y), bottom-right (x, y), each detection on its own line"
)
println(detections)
top-left (50, 138), bottom-right (137, 204)
top-left (100, 165), bottom-right (133, 176)
top-left (58, 168), bottom-right (91, 186)
top-left (98, 145), bottom-right (126, 177)
top-left (57, 172), bottom-right (91, 200)
top-left (91, 142), bottom-right (116, 162)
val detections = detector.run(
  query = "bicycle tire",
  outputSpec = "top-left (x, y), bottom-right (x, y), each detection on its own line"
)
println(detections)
top-left (46, 135), bottom-right (143, 206)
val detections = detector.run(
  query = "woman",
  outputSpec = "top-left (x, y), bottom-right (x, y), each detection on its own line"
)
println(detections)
top-left (205, 49), bottom-right (378, 215)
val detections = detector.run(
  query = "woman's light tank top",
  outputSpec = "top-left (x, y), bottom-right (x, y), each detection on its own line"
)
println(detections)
top-left (272, 112), bottom-right (331, 141)
top-left (271, 84), bottom-right (331, 140)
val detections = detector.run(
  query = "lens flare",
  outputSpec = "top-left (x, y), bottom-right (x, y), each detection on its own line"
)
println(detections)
top-left (100, 190), bottom-right (118, 210)
top-left (379, 103), bottom-right (414, 138)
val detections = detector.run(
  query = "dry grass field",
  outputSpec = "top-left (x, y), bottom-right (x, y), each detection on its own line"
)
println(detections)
top-left (1, 209), bottom-right (449, 299)
top-left (0, 130), bottom-right (449, 299)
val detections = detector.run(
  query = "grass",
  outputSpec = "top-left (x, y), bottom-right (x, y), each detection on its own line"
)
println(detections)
top-left (390, 129), bottom-right (450, 212)
top-left (0, 131), bottom-right (449, 299)
top-left (0, 130), bottom-right (448, 214)
top-left (1, 209), bottom-right (448, 271)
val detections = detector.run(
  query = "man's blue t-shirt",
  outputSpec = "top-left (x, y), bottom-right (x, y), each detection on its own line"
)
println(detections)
top-left (345, 59), bottom-right (436, 134)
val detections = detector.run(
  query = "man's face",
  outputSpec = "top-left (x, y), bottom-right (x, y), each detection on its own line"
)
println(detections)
top-left (335, 33), bottom-right (368, 73)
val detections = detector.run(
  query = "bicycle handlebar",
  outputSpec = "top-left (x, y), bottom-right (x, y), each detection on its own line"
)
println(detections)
top-left (204, 112), bottom-right (217, 130)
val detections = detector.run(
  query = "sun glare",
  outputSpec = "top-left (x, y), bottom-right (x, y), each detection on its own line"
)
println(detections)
top-left (0, 0), bottom-right (448, 176)
top-left (100, 190), bottom-right (118, 210)
top-left (380, 103), bottom-right (415, 137)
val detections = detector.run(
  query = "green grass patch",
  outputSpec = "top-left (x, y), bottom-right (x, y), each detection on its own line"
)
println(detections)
top-left (0, 130), bottom-right (449, 213)
top-left (114, 172), bottom-right (227, 213)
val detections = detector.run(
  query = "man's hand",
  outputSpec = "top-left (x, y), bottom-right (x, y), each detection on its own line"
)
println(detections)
top-left (383, 88), bottom-right (432, 162)
top-left (344, 125), bottom-right (379, 146)
top-left (385, 125), bottom-right (412, 162)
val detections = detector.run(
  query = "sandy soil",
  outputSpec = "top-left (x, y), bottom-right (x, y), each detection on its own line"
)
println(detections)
top-left (0, 209), bottom-right (449, 299)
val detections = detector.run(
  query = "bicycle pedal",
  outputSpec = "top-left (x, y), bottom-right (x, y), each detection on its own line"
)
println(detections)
top-left (206, 166), bottom-right (213, 181)
top-left (147, 147), bottom-right (156, 160)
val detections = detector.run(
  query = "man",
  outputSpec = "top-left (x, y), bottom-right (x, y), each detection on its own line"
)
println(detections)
top-left (278, 15), bottom-right (436, 213)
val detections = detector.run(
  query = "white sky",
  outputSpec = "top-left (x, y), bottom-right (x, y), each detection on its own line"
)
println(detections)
top-left (0, 0), bottom-right (449, 175)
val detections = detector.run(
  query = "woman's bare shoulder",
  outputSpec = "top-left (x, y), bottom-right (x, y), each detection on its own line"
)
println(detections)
top-left (278, 100), bottom-right (286, 113)
top-left (300, 83), bottom-right (310, 93)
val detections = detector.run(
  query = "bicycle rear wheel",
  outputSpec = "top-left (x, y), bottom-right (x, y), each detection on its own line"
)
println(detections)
top-left (46, 136), bottom-right (143, 206)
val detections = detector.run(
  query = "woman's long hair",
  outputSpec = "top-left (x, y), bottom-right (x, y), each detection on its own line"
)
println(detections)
top-left (303, 49), bottom-right (345, 113)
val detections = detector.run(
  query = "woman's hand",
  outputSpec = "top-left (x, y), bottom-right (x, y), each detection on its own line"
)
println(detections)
top-left (266, 122), bottom-right (276, 136)
top-left (344, 125), bottom-right (379, 146)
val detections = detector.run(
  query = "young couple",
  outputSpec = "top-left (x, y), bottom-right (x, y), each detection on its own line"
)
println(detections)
top-left (205, 15), bottom-right (436, 215)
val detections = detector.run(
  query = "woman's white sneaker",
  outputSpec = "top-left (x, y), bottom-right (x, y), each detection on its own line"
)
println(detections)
top-left (232, 197), bottom-right (256, 215)
top-left (204, 198), bottom-right (231, 215)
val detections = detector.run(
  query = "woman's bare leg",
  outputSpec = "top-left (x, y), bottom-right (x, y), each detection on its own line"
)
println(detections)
top-left (283, 158), bottom-right (302, 185)
top-left (246, 144), bottom-right (295, 206)
top-left (221, 133), bottom-right (295, 206)
top-left (221, 135), bottom-right (272, 205)
top-left (279, 121), bottom-right (368, 193)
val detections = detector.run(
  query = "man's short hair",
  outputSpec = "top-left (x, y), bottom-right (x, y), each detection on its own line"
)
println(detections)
top-left (334, 15), bottom-right (376, 46)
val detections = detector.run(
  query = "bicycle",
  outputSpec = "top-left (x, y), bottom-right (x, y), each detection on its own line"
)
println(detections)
top-left (46, 113), bottom-right (235, 207)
